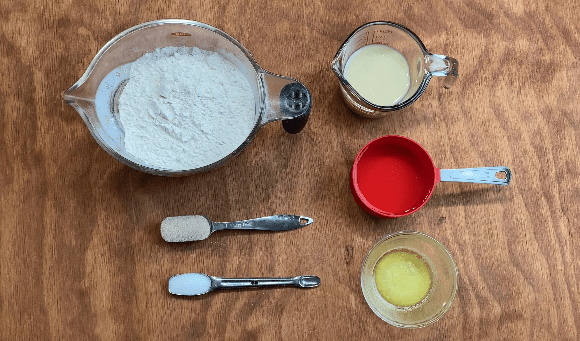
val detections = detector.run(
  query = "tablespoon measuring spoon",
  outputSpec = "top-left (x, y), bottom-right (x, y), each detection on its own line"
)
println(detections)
top-left (168, 273), bottom-right (321, 296)
top-left (161, 215), bottom-right (313, 242)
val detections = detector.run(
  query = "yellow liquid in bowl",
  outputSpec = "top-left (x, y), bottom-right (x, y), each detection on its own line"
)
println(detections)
top-left (374, 250), bottom-right (432, 307)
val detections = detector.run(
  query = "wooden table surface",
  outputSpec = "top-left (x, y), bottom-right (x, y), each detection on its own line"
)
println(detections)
top-left (1, 0), bottom-right (579, 340)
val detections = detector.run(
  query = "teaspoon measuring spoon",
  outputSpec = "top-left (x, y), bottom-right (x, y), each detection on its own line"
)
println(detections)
top-left (168, 273), bottom-right (321, 296)
top-left (161, 215), bottom-right (313, 242)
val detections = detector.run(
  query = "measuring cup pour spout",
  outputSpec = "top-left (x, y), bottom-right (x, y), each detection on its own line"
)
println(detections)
top-left (259, 71), bottom-right (312, 134)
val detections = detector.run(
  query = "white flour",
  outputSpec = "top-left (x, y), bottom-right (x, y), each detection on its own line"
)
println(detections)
top-left (118, 46), bottom-right (255, 170)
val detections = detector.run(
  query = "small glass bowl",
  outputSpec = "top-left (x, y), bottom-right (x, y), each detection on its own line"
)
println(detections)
top-left (361, 231), bottom-right (458, 328)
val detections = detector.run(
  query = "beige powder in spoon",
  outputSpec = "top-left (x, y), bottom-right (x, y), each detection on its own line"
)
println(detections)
top-left (161, 215), bottom-right (212, 242)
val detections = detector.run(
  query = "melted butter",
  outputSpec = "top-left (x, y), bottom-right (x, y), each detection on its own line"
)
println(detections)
top-left (374, 249), bottom-right (432, 307)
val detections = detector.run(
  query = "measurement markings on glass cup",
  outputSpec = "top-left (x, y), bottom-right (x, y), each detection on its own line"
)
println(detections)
top-left (372, 29), bottom-right (392, 44)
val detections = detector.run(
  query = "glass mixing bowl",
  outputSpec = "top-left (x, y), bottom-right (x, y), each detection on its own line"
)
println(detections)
top-left (63, 19), bottom-right (312, 176)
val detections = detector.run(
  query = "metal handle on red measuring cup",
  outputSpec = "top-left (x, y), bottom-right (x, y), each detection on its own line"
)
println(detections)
top-left (260, 71), bottom-right (312, 134)
top-left (440, 167), bottom-right (512, 185)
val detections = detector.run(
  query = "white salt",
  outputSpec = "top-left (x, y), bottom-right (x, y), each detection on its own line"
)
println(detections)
top-left (169, 273), bottom-right (212, 295)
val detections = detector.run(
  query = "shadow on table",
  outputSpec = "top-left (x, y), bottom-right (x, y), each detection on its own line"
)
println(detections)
top-left (427, 186), bottom-right (510, 208)
top-left (165, 284), bottom-right (303, 301)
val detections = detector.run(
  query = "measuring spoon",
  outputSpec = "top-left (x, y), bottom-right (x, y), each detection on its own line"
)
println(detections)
top-left (169, 273), bottom-right (321, 296)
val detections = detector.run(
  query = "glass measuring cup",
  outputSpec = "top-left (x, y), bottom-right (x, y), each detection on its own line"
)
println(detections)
top-left (350, 135), bottom-right (512, 218)
top-left (331, 22), bottom-right (458, 117)
top-left (63, 19), bottom-right (312, 176)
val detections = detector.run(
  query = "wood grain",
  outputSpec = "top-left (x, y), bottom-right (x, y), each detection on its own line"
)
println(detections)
top-left (1, 0), bottom-right (579, 340)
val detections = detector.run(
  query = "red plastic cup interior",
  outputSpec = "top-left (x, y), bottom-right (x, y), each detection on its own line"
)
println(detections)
top-left (350, 135), bottom-right (437, 218)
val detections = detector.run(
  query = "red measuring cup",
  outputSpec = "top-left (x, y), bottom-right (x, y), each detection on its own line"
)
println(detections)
top-left (350, 135), bottom-right (511, 218)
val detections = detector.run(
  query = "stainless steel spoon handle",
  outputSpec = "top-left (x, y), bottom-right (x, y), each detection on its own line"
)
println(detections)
top-left (440, 166), bottom-right (512, 185)
top-left (212, 275), bottom-right (320, 290)
top-left (212, 215), bottom-right (313, 232)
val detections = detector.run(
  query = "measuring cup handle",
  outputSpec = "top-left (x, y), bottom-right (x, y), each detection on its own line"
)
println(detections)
top-left (260, 71), bottom-right (312, 134)
top-left (440, 167), bottom-right (512, 185)
top-left (425, 54), bottom-right (459, 89)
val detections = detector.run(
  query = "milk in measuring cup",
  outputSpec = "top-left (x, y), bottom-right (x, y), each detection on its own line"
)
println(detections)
top-left (344, 45), bottom-right (411, 106)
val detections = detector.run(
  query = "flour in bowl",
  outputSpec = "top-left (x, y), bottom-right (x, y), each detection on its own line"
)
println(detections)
top-left (118, 46), bottom-right (256, 170)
